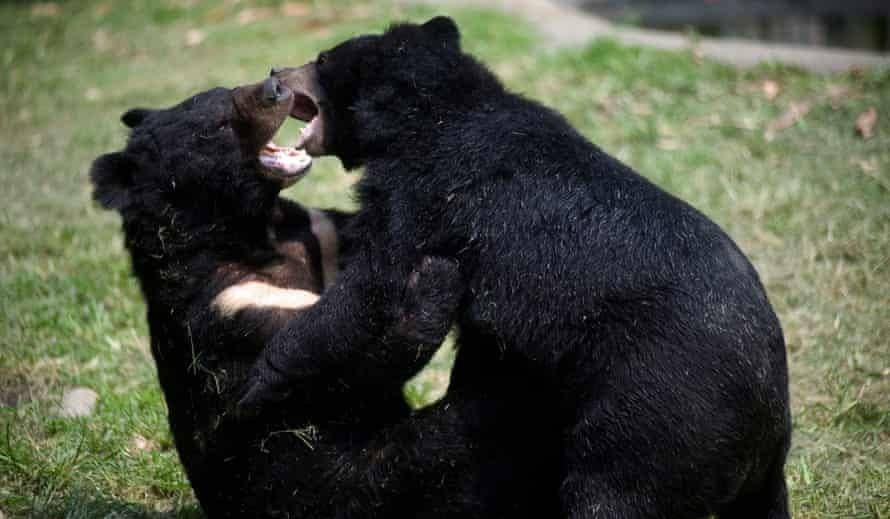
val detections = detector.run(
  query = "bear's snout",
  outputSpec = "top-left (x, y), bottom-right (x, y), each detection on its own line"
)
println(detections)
top-left (262, 76), bottom-right (291, 105)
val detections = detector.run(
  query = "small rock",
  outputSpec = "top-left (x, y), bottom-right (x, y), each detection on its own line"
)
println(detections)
top-left (57, 387), bottom-right (99, 418)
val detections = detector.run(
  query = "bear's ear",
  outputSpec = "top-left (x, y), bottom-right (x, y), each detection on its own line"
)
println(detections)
top-left (89, 152), bottom-right (137, 210)
top-left (422, 16), bottom-right (460, 48)
top-left (121, 108), bottom-right (154, 128)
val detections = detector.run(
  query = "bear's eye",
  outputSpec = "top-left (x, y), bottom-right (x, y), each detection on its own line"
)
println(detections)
top-left (316, 53), bottom-right (328, 66)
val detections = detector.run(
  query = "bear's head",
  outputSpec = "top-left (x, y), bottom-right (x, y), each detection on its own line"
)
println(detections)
top-left (274, 16), bottom-right (502, 169)
top-left (90, 77), bottom-right (311, 218)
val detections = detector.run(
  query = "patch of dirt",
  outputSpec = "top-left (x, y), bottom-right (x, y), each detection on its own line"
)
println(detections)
top-left (0, 374), bottom-right (32, 408)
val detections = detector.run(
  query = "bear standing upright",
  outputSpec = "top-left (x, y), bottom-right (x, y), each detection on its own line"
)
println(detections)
top-left (90, 77), bottom-right (562, 518)
top-left (242, 17), bottom-right (791, 519)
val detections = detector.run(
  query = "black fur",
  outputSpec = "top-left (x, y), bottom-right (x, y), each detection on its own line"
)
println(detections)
top-left (245, 17), bottom-right (791, 519)
top-left (90, 84), bottom-right (558, 518)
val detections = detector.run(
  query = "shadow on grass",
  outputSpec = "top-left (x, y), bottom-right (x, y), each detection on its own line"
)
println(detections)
top-left (51, 493), bottom-right (202, 519)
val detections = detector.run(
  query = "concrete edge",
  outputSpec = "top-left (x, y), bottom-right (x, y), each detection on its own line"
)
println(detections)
top-left (410, 0), bottom-right (890, 73)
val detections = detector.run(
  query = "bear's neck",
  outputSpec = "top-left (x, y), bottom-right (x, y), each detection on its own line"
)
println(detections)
top-left (121, 193), bottom-right (279, 302)
top-left (351, 87), bottom-right (509, 166)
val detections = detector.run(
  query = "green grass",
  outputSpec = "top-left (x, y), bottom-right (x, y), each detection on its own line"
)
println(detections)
top-left (1, 1), bottom-right (888, 517)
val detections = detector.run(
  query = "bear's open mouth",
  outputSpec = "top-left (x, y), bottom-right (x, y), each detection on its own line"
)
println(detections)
top-left (232, 76), bottom-right (313, 182)
top-left (267, 64), bottom-right (326, 156)
top-left (256, 93), bottom-right (319, 180)
top-left (258, 141), bottom-right (312, 179)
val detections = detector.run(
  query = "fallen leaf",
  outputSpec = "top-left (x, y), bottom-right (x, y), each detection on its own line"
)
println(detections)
top-left (31, 3), bottom-right (60, 17)
top-left (630, 101), bottom-right (653, 117)
top-left (851, 157), bottom-right (890, 191)
top-left (765, 101), bottom-right (810, 140)
top-left (761, 80), bottom-right (780, 101)
top-left (852, 157), bottom-right (877, 173)
top-left (596, 97), bottom-right (617, 116)
top-left (204, 4), bottom-right (233, 22)
top-left (82, 356), bottom-right (101, 371)
top-left (691, 44), bottom-right (704, 64)
top-left (826, 84), bottom-right (851, 109)
top-left (93, 28), bottom-right (112, 53)
top-left (735, 115), bottom-right (758, 131)
top-left (349, 4), bottom-right (374, 18)
top-left (855, 107), bottom-right (877, 139)
top-left (295, 16), bottom-right (332, 36)
top-left (656, 138), bottom-right (683, 151)
top-left (94, 2), bottom-right (112, 17)
top-left (237, 7), bottom-right (273, 26)
top-left (280, 2), bottom-right (310, 17)
top-left (753, 228), bottom-right (784, 247)
top-left (130, 434), bottom-right (157, 453)
top-left (84, 87), bottom-right (102, 101)
top-left (185, 28), bottom-right (206, 47)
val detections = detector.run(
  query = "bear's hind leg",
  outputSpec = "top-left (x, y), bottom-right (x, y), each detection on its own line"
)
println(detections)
top-left (718, 462), bottom-right (789, 519)
top-left (559, 472), bottom-right (667, 519)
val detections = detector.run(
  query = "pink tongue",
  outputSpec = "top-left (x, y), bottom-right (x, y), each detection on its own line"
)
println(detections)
top-left (259, 153), bottom-right (283, 169)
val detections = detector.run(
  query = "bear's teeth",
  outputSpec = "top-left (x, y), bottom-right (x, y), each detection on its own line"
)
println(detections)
top-left (260, 147), bottom-right (312, 174)
top-left (295, 117), bottom-right (318, 149)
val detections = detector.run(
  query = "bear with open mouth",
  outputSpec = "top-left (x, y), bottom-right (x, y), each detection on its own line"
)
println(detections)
top-left (90, 77), bottom-right (560, 518)
top-left (241, 16), bottom-right (791, 519)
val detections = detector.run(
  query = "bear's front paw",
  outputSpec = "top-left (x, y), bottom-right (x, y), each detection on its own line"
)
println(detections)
top-left (405, 256), bottom-right (463, 310)
top-left (397, 257), bottom-right (463, 340)
top-left (234, 359), bottom-right (293, 420)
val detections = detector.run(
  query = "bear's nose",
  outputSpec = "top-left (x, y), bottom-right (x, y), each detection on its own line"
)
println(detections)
top-left (270, 67), bottom-right (284, 77)
top-left (263, 76), bottom-right (284, 103)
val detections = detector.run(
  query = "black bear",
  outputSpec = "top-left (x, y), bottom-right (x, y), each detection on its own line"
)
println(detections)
top-left (90, 77), bottom-right (559, 518)
top-left (241, 17), bottom-right (792, 519)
